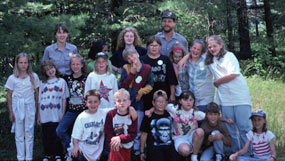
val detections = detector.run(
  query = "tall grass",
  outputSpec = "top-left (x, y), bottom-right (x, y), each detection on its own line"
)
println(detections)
top-left (0, 76), bottom-right (284, 160)
top-left (247, 76), bottom-right (285, 157)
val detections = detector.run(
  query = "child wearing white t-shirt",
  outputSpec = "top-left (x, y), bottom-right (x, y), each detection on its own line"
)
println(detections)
top-left (230, 109), bottom-right (276, 161)
top-left (38, 60), bottom-right (69, 161)
top-left (5, 53), bottom-right (40, 161)
top-left (205, 35), bottom-right (252, 153)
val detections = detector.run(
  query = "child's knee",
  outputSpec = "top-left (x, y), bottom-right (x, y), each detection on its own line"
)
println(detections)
top-left (195, 128), bottom-right (204, 138)
top-left (178, 144), bottom-right (191, 157)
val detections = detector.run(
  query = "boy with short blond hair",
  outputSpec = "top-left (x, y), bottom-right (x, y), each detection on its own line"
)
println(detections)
top-left (104, 88), bottom-right (138, 161)
top-left (119, 47), bottom-right (153, 156)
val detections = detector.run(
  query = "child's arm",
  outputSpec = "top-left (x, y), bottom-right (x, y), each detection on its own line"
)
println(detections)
top-left (214, 74), bottom-right (238, 87)
top-left (220, 118), bottom-right (234, 124)
top-left (145, 107), bottom-right (155, 118)
top-left (178, 53), bottom-right (190, 68)
top-left (60, 98), bottom-right (66, 122)
top-left (169, 85), bottom-right (176, 103)
top-left (136, 71), bottom-right (153, 102)
top-left (34, 88), bottom-right (39, 122)
top-left (7, 89), bottom-right (14, 123)
top-left (208, 132), bottom-right (230, 146)
top-left (269, 139), bottom-right (276, 161)
top-left (104, 111), bottom-right (114, 152)
top-left (129, 106), bottom-right (138, 120)
top-left (37, 103), bottom-right (41, 125)
top-left (231, 140), bottom-right (250, 161)
top-left (140, 132), bottom-right (148, 161)
top-left (119, 66), bottom-right (135, 89)
top-left (71, 138), bottom-right (82, 157)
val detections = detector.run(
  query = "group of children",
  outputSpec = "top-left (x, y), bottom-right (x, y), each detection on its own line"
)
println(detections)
top-left (6, 31), bottom-right (276, 161)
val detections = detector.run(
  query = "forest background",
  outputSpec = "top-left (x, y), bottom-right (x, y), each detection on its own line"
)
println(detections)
top-left (0, 0), bottom-right (284, 160)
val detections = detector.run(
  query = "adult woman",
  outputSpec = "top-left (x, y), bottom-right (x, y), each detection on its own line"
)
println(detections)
top-left (179, 40), bottom-right (215, 112)
top-left (42, 23), bottom-right (78, 76)
top-left (141, 36), bottom-right (178, 110)
top-left (110, 27), bottom-right (147, 73)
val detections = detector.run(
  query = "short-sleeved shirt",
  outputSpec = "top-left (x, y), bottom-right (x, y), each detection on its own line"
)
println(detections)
top-left (42, 42), bottom-right (78, 75)
top-left (39, 78), bottom-right (70, 123)
top-left (140, 111), bottom-right (173, 147)
top-left (155, 32), bottom-right (188, 57)
top-left (208, 52), bottom-right (251, 106)
top-left (166, 104), bottom-right (205, 138)
top-left (5, 73), bottom-right (40, 98)
top-left (84, 72), bottom-right (118, 109)
top-left (72, 109), bottom-right (109, 161)
top-left (141, 54), bottom-right (178, 109)
top-left (246, 130), bottom-right (275, 159)
top-left (64, 74), bottom-right (87, 112)
top-left (200, 119), bottom-right (231, 150)
top-left (110, 46), bottom-right (147, 68)
top-left (179, 54), bottom-right (215, 106)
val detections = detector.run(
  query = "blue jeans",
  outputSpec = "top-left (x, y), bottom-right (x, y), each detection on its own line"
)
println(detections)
top-left (237, 156), bottom-right (268, 161)
top-left (56, 111), bottom-right (81, 148)
top-left (200, 130), bottom-right (224, 161)
top-left (220, 105), bottom-right (251, 153)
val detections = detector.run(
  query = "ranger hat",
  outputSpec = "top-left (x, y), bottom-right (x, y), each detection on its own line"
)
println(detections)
top-left (161, 10), bottom-right (176, 20)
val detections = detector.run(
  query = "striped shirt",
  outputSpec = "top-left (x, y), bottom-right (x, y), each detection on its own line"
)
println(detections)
top-left (246, 130), bottom-right (275, 158)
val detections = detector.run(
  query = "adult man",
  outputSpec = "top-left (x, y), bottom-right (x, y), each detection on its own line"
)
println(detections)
top-left (156, 10), bottom-right (188, 57)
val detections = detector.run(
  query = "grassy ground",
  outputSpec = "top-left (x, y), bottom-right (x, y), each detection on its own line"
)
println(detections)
top-left (0, 76), bottom-right (284, 160)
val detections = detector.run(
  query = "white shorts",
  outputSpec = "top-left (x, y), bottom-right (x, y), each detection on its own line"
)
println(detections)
top-left (173, 130), bottom-right (196, 152)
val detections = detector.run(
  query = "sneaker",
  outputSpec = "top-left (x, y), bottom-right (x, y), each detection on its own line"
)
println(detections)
top-left (65, 154), bottom-right (72, 161)
top-left (216, 154), bottom-right (223, 161)
top-left (55, 156), bottom-right (62, 161)
top-left (42, 156), bottom-right (51, 161)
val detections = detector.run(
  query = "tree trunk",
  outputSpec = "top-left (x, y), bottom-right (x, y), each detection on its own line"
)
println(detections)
top-left (226, 0), bottom-right (235, 53)
top-left (236, 0), bottom-right (252, 59)
top-left (264, 0), bottom-right (276, 56)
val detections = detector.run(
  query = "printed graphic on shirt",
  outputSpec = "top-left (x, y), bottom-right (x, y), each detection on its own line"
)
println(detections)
top-left (40, 82), bottom-right (63, 111)
top-left (99, 80), bottom-right (112, 102)
top-left (152, 63), bottom-right (167, 83)
top-left (84, 119), bottom-right (104, 145)
top-left (150, 117), bottom-right (172, 146)
top-left (171, 111), bottom-right (197, 136)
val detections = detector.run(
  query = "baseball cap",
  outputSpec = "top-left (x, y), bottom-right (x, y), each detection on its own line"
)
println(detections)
top-left (94, 52), bottom-right (108, 60)
top-left (161, 10), bottom-right (176, 20)
top-left (250, 109), bottom-right (266, 119)
top-left (153, 90), bottom-right (168, 100)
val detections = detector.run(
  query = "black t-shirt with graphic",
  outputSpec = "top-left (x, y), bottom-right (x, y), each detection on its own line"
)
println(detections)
top-left (140, 111), bottom-right (173, 148)
top-left (141, 54), bottom-right (178, 110)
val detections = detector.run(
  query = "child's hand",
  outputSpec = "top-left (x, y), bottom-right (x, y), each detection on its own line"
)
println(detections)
top-left (110, 136), bottom-right (121, 152)
top-left (59, 114), bottom-right (64, 122)
top-left (9, 112), bottom-right (15, 123)
top-left (193, 106), bottom-right (199, 111)
top-left (226, 118), bottom-right (234, 124)
top-left (169, 94), bottom-right (175, 103)
top-left (230, 152), bottom-right (238, 161)
top-left (37, 117), bottom-right (41, 125)
top-left (71, 146), bottom-right (81, 157)
top-left (145, 108), bottom-right (154, 118)
top-left (130, 63), bottom-right (137, 74)
top-left (135, 94), bottom-right (142, 102)
top-left (129, 106), bottom-right (138, 120)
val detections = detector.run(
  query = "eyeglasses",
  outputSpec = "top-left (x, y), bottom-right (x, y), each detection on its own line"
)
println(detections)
top-left (155, 100), bottom-right (167, 104)
top-left (149, 45), bottom-right (160, 48)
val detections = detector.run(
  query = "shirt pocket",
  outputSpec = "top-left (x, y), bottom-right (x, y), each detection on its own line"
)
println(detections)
top-left (196, 69), bottom-right (207, 80)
